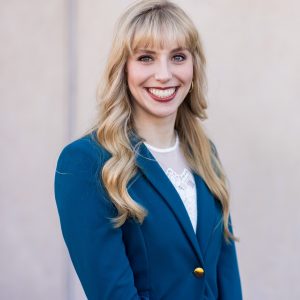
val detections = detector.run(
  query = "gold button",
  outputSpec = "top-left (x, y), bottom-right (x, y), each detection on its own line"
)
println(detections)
top-left (193, 267), bottom-right (204, 277)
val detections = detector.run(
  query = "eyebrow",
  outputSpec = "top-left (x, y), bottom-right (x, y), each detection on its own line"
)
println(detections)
top-left (135, 47), bottom-right (187, 54)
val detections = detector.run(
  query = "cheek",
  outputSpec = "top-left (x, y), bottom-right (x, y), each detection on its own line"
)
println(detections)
top-left (127, 62), bottom-right (147, 85)
top-left (184, 62), bottom-right (194, 81)
top-left (175, 63), bottom-right (193, 83)
top-left (127, 68), bottom-right (146, 100)
top-left (127, 69), bottom-right (138, 84)
top-left (127, 74), bottom-right (141, 97)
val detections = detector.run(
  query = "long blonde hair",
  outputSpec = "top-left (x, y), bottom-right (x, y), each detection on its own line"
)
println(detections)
top-left (91, 0), bottom-right (235, 241)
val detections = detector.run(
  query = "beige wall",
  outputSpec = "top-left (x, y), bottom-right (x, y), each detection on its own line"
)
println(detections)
top-left (1, 1), bottom-right (299, 299)
top-left (0, 1), bottom-right (67, 299)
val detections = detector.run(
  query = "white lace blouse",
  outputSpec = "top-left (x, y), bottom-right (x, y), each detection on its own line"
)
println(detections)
top-left (143, 133), bottom-right (197, 232)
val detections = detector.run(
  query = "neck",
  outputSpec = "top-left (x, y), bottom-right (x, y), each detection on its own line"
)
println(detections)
top-left (133, 113), bottom-right (177, 148)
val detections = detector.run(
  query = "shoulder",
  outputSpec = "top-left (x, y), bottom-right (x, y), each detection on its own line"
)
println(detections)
top-left (56, 132), bottom-right (111, 175)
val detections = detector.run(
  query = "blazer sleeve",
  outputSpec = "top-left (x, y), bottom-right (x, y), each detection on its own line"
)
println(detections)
top-left (217, 218), bottom-right (243, 300)
top-left (54, 138), bottom-right (146, 300)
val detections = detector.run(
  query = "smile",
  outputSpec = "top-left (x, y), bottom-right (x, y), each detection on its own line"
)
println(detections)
top-left (146, 87), bottom-right (178, 102)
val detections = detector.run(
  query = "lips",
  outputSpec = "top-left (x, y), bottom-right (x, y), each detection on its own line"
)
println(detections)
top-left (145, 87), bottom-right (178, 102)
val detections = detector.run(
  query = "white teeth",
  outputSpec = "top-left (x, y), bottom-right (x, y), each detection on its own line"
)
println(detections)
top-left (148, 87), bottom-right (176, 98)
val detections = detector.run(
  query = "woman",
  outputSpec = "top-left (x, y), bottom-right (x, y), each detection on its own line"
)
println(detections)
top-left (54, 0), bottom-right (242, 299)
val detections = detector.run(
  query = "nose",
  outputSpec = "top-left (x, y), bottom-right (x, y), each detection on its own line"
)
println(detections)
top-left (154, 60), bottom-right (172, 82)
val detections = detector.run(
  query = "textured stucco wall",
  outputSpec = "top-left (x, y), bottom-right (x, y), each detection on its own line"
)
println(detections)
top-left (1, 1), bottom-right (299, 299)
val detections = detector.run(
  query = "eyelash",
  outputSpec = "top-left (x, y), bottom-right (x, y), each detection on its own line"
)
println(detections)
top-left (137, 54), bottom-right (186, 63)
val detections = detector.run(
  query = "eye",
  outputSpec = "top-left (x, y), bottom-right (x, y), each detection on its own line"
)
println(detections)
top-left (172, 54), bottom-right (186, 62)
top-left (137, 55), bottom-right (153, 63)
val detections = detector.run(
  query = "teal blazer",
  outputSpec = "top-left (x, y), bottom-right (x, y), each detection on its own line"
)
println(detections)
top-left (54, 133), bottom-right (242, 300)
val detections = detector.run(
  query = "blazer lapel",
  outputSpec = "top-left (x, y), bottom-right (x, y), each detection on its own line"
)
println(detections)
top-left (131, 136), bottom-right (204, 265)
top-left (194, 173), bottom-right (220, 257)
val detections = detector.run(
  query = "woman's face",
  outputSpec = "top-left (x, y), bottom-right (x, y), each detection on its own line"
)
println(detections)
top-left (126, 41), bottom-right (193, 123)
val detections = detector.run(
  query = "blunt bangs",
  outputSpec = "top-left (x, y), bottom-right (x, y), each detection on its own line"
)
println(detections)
top-left (126, 8), bottom-right (197, 55)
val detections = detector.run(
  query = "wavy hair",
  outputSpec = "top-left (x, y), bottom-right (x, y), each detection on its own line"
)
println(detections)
top-left (91, 0), bottom-right (235, 241)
